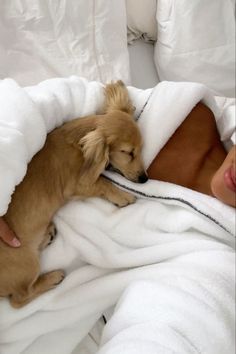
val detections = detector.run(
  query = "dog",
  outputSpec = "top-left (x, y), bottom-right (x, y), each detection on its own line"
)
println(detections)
top-left (0, 81), bottom-right (148, 308)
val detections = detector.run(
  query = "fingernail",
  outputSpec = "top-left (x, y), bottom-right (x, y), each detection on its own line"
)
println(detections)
top-left (12, 237), bottom-right (21, 247)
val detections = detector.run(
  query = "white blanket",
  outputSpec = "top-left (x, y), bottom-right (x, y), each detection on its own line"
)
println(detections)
top-left (0, 77), bottom-right (235, 354)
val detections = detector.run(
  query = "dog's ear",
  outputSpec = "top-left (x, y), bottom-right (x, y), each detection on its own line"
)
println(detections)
top-left (79, 129), bottom-right (109, 183)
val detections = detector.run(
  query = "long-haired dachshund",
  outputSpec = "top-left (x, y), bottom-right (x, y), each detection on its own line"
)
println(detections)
top-left (0, 81), bottom-right (148, 308)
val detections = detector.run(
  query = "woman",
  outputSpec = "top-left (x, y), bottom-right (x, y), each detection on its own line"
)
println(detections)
top-left (0, 217), bottom-right (20, 247)
top-left (210, 145), bottom-right (235, 207)
top-left (148, 102), bottom-right (236, 207)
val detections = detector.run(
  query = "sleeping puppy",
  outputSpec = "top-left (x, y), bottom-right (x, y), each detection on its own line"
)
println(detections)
top-left (0, 81), bottom-right (148, 308)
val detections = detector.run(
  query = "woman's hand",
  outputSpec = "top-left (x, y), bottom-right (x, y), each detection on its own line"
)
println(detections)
top-left (0, 217), bottom-right (21, 247)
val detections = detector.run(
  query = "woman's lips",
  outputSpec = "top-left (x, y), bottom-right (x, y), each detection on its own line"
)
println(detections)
top-left (224, 165), bottom-right (236, 192)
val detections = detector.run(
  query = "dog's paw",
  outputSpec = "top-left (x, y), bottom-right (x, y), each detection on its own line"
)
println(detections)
top-left (39, 222), bottom-right (58, 250)
top-left (46, 222), bottom-right (57, 245)
top-left (47, 270), bottom-right (65, 288)
top-left (114, 191), bottom-right (136, 207)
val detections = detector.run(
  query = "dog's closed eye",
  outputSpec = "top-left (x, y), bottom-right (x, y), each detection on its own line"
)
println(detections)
top-left (120, 150), bottom-right (135, 159)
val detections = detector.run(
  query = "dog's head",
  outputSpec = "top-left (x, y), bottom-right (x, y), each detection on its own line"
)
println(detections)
top-left (79, 112), bottom-right (148, 184)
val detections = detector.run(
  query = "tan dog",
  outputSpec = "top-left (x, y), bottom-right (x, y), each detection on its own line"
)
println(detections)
top-left (0, 81), bottom-right (148, 308)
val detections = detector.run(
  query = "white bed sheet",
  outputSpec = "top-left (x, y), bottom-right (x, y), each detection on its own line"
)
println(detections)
top-left (155, 0), bottom-right (235, 97)
top-left (0, 0), bottom-right (130, 86)
top-left (128, 40), bottom-right (159, 89)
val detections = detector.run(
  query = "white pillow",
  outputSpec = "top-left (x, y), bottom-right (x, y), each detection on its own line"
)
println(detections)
top-left (154, 0), bottom-right (235, 98)
top-left (126, 0), bottom-right (157, 43)
top-left (0, 0), bottom-right (130, 86)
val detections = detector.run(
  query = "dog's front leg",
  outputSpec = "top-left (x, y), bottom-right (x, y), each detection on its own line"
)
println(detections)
top-left (79, 177), bottom-right (136, 207)
top-left (96, 177), bottom-right (136, 207)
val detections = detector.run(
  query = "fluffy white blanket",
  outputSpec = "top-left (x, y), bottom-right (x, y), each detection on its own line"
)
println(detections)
top-left (0, 77), bottom-right (235, 354)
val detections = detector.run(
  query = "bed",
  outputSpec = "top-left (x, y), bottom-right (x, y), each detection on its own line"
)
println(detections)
top-left (0, 1), bottom-right (235, 354)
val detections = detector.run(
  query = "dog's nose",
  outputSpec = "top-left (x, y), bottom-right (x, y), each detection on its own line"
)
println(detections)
top-left (138, 173), bottom-right (148, 183)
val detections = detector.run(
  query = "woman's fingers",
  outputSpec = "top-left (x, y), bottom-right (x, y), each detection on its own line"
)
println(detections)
top-left (0, 217), bottom-right (21, 247)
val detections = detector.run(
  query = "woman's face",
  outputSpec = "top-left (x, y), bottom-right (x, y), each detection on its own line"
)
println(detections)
top-left (211, 145), bottom-right (236, 207)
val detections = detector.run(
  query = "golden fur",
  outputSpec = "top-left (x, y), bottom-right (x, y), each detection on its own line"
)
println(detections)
top-left (0, 81), bottom-right (147, 308)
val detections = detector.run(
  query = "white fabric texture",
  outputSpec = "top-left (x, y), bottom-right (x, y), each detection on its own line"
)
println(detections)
top-left (215, 96), bottom-right (236, 147)
top-left (128, 40), bottom-right (159, 89)
top-left (0, 77), bottom-right (235, 354)
top-left (98, 274), bottom-right (235, 354)
top-left (126, 0), bottom-right (157, 43)
top-left (0, 0), bottom-right (130, 86)
top-left (154, 0), bottom-right (235, 97)
top-left (0, 0), bottom-right (234, 98)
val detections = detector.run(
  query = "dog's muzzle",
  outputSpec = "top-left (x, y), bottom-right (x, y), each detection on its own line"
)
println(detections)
top-left (138, 173), bottom-right (148, 184)
top-left (106, 164), bottom-right (148, 183)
